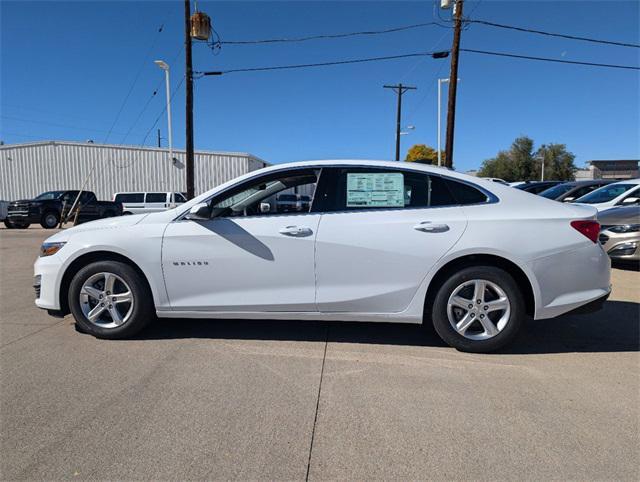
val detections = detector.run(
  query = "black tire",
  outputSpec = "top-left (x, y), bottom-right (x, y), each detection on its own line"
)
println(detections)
top-left (429, 266), bottom-right (525, 353)
top-left (123, 211), bottom-right (133, 215)
top-left (103, 210), bottom-right (115, 218)
top-left (3, 219), bottom-right (16, 229)
top-left (40, 211), bottom-right (60, 229)
top-left (14, 222), bottom-right (30, 229)
top-left (68, 260), bottom-right (155, 339)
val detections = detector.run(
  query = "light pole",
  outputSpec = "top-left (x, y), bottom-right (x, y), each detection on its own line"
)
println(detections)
top-left (154, 60), bottom-right (173, 165)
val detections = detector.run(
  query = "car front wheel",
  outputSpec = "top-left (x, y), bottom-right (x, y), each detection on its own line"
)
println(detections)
top-left (430, 266), bottom-right (525, 353)
top-left (68, 261), bottom-right (154, 339)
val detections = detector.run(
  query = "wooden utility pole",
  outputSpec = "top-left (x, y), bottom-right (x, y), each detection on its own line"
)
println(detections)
top-left (184, 0), bottom-right (195, 199)
top-left (444, 0), bottom-right (464, 168)
top-left (383, 83), bottom-right (416, 161)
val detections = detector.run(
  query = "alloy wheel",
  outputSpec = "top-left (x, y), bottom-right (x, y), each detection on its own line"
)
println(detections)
top-left (79, 272), bottom-right (134, 328)
top-left (446, 279), bottom-right (511, 341)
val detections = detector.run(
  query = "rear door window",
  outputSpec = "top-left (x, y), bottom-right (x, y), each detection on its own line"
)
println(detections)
top-left (115, 193), bottom-right (144, 203)
top-left (146, 193), bottom-right (167, 203)
top-left (320, 168), bottom-right (456, 212)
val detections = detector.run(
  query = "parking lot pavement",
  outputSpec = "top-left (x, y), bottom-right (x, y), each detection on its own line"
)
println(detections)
top-left (1, 228), bottom-right (639, 480)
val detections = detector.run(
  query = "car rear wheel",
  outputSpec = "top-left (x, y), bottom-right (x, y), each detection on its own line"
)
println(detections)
top-left (40, 212), bottom-right (59, 229)
top-left (430, 266), bottom-right (525, 353)
top-left (3, 219), bottom-right (16, 229)
top-left (68, 261), bottom-right (154, 339)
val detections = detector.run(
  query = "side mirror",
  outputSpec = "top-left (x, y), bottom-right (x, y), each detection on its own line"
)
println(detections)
top-left (563, 197), bottom-right (575, 202)
top-left (186, 202), bottom-right (210, 220)
top-left (259, 202), bottom-right (271, 213)
top-left (620, 197), bottom-right (639, 205)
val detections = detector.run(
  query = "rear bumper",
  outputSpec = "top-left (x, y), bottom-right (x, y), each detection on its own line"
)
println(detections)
top-left (529, 242), bottom-right (611, 320)
top-left (564, 292), bottom-right (610, 315)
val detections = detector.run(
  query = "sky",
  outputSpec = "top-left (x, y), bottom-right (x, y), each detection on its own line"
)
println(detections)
top-left (1, 0), bottom-right (639, 172)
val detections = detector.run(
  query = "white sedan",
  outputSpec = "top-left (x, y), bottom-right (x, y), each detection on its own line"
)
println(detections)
top-left (34, 160), bottom-right (611, 353)
top-left (573, 178), bottom-right (640, 211)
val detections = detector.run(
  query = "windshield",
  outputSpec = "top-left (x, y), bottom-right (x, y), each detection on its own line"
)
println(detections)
top-left (575, 184), bottom-right (636, 204)
top-left (539, 184), bottom-right (574, 199)
top-left (35, 191), bottom-right (65, 200)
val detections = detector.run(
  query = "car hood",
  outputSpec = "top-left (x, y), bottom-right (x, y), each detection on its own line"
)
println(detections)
top-left (598, 206), bottom-right (640, 225)
top-left (44, 214), bottom-right (149, 244)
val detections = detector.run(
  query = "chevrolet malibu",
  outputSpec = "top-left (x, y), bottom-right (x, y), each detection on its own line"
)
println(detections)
top-left (34, 160), bottom-right (611, 353)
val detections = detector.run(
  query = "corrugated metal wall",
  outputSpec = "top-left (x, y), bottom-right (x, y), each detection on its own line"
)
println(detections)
top-left (0, 141), bottom-right (268, 201)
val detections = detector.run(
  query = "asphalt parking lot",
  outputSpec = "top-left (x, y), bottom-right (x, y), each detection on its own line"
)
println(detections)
top-left (1, 227), bottom-right (638, 480)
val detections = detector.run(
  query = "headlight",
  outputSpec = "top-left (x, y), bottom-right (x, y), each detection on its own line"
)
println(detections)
top-left (608, 224), bottom-right (640, 233)
top-left (40, 242), bottom-right (66, 257)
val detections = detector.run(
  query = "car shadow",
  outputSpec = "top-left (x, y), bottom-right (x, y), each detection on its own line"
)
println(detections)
top-left (613, 261), bottom-right (639, 272)
top-left (137, 300), bottom-right (639, 354)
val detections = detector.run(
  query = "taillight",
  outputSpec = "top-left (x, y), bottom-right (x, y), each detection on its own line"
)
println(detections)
top-left (571, 220), bottom-right (600, 243)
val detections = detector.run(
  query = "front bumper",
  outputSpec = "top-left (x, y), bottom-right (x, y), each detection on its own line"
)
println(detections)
top-left (34, 254), bottom-right (64, 311)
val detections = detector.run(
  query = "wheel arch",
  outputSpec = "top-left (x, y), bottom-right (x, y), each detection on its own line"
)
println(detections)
top-left (423, 253), bottom-right (536, 319)
top-left (59, 251), bottom-right (155, 315)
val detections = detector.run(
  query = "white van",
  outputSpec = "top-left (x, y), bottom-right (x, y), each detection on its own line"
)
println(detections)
top-left (113, 192), bottom-right (187, 215)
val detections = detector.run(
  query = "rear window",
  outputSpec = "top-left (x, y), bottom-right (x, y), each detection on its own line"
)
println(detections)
top-left (115, 193), bottom-right (144, 203)
top-left (146, 193), bottom-right (167, 203)
top-left (540, 184), bottom-right (574, 199)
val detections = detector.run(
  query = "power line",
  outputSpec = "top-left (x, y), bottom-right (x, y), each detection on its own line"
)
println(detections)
top-left (0, 115), bottom-right (147, 137)
top-left (220, 22), bottom-right (449, 45)
top-left (461, 48), bottom-right (640, 70)
top-left (198, 51), bottom-right (450, 76)
top-left (197, 46), bottom-right (639, 77)
top-left (467, 19), bottom-right (640, 48)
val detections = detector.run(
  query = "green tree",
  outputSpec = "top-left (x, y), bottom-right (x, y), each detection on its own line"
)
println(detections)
top-left (405, 144), bottom-right (443, 165)
top-left (478, 136), bottom-right (574, 182)
top-left (535, 143), bottom-right (576, 181)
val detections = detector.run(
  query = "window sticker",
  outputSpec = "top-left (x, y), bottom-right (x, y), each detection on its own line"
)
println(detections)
top-left (346, 172), bottom-right (404, 208)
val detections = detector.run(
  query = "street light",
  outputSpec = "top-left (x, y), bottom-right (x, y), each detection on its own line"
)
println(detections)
top-left (437, 78), bottom-right (460, 167)
top-left (154, 60), bottom-right (174, 166)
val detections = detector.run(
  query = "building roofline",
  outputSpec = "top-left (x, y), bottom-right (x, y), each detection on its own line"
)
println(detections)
top-left (0, 140), bottom-right (268, 165)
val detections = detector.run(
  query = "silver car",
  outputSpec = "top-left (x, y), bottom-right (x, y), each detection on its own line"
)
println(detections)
top-left (598, 206), bottom-right (640, 262)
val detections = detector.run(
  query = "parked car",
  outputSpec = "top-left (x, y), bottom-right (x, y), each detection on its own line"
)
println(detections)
top-left (300, 195), bottom-right (312, 211)
top-left (113, 192), bottom-right (187, 215)
top-left (275, 193), bottom-right (302, 212)
top-left (515, 181), bottom-right (563, 194)
top-left (539, 180), bottom-right (614, 202)
top-left (6, 190), bottom-right (122, 229)
top-left (572, 179), bottom-right (640, 211)
top-left (34, 160), bottom-right (610, 353)
top-left (481, 177), bottom-right (510, 186)
top-left (598, 206), bottom-right (640, 262)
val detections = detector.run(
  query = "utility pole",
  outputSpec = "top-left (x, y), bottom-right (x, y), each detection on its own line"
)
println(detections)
top-left (383, 83), bottom-right (416, 161)
top-left (444, 0), bottom-right (464, 168)
top-left (184, 0), bottom-right (195, 199)
top-left (157, 129), bottom-right (161, 148)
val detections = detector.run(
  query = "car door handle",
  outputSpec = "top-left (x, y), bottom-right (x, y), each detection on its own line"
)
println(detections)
top-left (279, 225), bottom-right (313, 237)
top-left (413, 221), bottom-right (450, 233)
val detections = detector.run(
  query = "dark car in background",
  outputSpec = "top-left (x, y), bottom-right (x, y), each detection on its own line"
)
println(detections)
top-left (515, 181), bottom-right (563, 195)
top-left (598, 206), bottom-right (640, 263)
top-left (539, 180), bottom-right (614, 202)
top-left (5, 190), bottom-right (122, 229)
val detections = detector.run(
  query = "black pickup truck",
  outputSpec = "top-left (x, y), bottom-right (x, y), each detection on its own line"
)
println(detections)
top-left (5, 190), bottom-right (122, 229)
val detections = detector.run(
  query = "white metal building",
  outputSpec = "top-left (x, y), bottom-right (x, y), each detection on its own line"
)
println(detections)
top-left (0, 141), bottom-right (268, 201)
